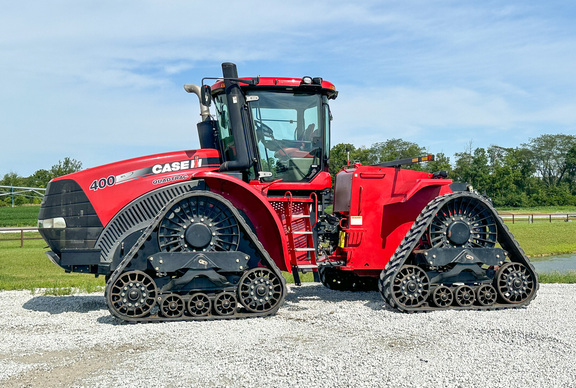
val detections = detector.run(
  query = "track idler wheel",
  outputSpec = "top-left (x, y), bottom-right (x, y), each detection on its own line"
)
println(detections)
top-left (390, 265), bottom-right (430, 308)
top-left (238, 268), bottom-right (283, 313)
top-left (214, 292), bottom-right (237, 316)
top-left (160, 294), bottom-right (185, 318)
top-left (495, 262), bottom-right (536, 304)
top-left (108, 270), bottom-right (158, 318)
top-left (454, 285), bottom-right (475, 307)
top-left (476, 284), bottom-right (497, 306)
top-left (431, 285), bottom-right (453, 307)
top-left (188, 293), bottom-right (211, 317)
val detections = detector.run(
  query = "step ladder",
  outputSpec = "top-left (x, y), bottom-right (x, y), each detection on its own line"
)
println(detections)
top-left (282, 192), bottom-right (320, 285)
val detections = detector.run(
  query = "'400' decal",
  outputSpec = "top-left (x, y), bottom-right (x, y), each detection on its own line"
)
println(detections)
top-left (89, 175), bottom-right (116, 191)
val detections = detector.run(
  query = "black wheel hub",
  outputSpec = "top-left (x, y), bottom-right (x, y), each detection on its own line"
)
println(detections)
top-left (447, 221), bottom-right (471, 245)
top-left (185, 223), bottom-right (212, 249)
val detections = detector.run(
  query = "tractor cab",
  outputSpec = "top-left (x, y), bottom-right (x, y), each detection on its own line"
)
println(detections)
top-left (193, 63), bottom-right (337, 186)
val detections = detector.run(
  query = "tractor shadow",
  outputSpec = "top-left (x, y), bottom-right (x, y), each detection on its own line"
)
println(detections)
top-left (23, 294), bottom-right (107, 315)
top-left (284, 283), bottom-right (392, 312)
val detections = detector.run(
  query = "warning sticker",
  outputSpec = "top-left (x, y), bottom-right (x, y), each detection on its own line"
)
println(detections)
top-left (350, 216), bottom-right (363, 226)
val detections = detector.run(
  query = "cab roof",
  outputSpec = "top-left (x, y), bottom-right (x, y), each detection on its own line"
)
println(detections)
top-left (211, 77), bottom-right (338, 99)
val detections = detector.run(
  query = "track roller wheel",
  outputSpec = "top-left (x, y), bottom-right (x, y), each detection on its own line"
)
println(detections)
top-left (238, 268), bottom-right (283, 313)
top-left (160, 294), bottom-right (185, 318)
top-left (108, 270), bottom-right (157, 318)
top-left (496, 262), bottom-right (536, 304)
top-left (431, 285), bottom-right (453, 307)
top-left (390, 265), bottom-right (430, 308)
top-left (476, 284), bottom-right (497, 306)
top-left (188, 293), bottom-right (211, 317)
top-left (214, 292), bottom-right (237, 316)
top-left (454, 285), bottom-right (475, 306)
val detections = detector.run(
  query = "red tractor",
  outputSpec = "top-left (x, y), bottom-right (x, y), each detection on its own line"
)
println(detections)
top-left (38, 63), bottom-right (537, 322)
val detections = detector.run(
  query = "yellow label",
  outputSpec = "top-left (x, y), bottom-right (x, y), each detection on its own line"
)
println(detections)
top-left (338, 231), bottom-right (346, 248)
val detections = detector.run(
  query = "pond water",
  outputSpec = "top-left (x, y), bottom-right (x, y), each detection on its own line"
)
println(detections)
top-left (531, 254), bottom-right (576, 273)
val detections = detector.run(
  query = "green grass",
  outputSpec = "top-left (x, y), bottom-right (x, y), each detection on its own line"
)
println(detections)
top-left (505, 221), bottom-right (576, 257)
top-left (0, 205), bottom-right (40, 227)
top-left (0, 236), bottom-right (105, 293)
top-left (538, 271), bottom-right (576, 284)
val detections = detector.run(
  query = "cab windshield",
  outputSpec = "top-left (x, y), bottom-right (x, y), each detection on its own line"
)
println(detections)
top-left (248, 91), bottom-right (327, 182)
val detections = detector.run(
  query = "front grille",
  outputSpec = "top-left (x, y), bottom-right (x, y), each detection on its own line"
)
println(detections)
top-left (38, 179), bottom-right (103, 254)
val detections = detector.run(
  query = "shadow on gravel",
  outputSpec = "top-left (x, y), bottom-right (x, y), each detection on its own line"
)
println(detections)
top-left (23, 295), bottom-right (107, 314)
top-left (285, 284), bottom-right (391, 312)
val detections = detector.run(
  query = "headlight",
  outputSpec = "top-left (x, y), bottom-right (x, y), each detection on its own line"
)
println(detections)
top-left (38, 217), bottom-right (67, 229)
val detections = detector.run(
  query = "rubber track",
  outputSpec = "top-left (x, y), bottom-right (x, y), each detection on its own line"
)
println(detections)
top-left (104, 190), bottom-right (287, 323)
top-left (378, 191), bottom-right (539, 312)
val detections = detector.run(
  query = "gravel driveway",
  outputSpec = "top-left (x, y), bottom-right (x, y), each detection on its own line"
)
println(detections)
top-left (1, 284), bottom-right (575, 388)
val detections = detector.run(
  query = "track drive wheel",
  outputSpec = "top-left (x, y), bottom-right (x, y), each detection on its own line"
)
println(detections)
top-left (495, 262), bottom-right (536, 304)
top-left (388, 265), bottom-right (430, 308)
top-left (107, 270), bottom-right (158, 318)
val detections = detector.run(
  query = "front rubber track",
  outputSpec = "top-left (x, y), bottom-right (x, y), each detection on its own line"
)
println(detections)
top-left (104, 190), bottom-right (287, 323)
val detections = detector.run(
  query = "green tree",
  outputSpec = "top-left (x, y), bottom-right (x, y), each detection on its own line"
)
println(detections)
top-left (367, 138), bottom-right (426, 165)
top-left (522, 134), bottom-right (576, 187)
top-left (49, 157), bottom-right (83, 179)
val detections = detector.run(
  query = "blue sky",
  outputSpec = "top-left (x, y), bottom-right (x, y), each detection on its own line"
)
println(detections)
top-left (1, 0), bottom-right (575, 176)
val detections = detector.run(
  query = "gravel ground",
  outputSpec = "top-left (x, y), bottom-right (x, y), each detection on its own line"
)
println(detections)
top-left (1, 284), bottom-right (575, 388)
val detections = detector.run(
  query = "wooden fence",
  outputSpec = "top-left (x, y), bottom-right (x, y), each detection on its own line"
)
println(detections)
top-left (501, 214), bottom-right (576, 224)
top-left (0, 228), bottom-right (43, 248)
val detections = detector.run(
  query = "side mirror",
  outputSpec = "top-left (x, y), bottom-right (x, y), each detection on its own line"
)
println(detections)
top-left (201, 85), bottom-right (212, 107)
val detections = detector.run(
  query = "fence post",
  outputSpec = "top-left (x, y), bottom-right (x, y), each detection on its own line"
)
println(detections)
top-left (20, 229), bottom-right (24, 248)
top-left (550, 214), bottom-right (552, 223)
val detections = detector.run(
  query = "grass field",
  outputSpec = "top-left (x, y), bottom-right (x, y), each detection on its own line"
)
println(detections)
top-left (506, 221), bottom-right (576, 257)
top-left (0, 235), bottom-right (105, 293)
top-left (0, 205), bottom-right (40, 227)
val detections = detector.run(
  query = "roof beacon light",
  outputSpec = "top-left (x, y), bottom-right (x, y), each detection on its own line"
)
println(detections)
top-left (301, 76), bottom-right (313, 85)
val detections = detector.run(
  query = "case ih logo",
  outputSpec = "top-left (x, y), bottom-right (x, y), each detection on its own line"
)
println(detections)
top-left (89, 157), bottom-right (208, 191)
top-left (151, 158), bottom-right (202, 174)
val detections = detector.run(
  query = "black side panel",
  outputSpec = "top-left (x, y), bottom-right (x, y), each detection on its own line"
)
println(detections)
top-left (38, 179), bottom-right (103, 254)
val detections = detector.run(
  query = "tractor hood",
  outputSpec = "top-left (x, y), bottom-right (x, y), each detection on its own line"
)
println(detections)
top-left (39, 149), bottom-right (220, 230)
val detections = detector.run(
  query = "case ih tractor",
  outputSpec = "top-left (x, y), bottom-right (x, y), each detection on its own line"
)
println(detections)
top-left (38, 63), bottom-right (538, 322)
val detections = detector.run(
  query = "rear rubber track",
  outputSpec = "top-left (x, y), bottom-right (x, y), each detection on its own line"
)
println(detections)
top-left (378, 191), bottom-right (539, 312)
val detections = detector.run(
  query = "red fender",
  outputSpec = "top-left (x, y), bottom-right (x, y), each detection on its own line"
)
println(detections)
top-left (191, 171), bottom-right (291, 272)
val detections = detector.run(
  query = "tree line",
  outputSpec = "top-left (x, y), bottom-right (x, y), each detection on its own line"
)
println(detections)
top-left (330, 134), bottom-right (576, 207)
top-left (2, 133), bottom-right (575, 207)
top-left (0, 158), bottom-right (82, 206)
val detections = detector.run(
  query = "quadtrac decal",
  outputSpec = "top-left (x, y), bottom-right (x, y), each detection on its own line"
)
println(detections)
top-left (88, 156), bottom-right (219, 191)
